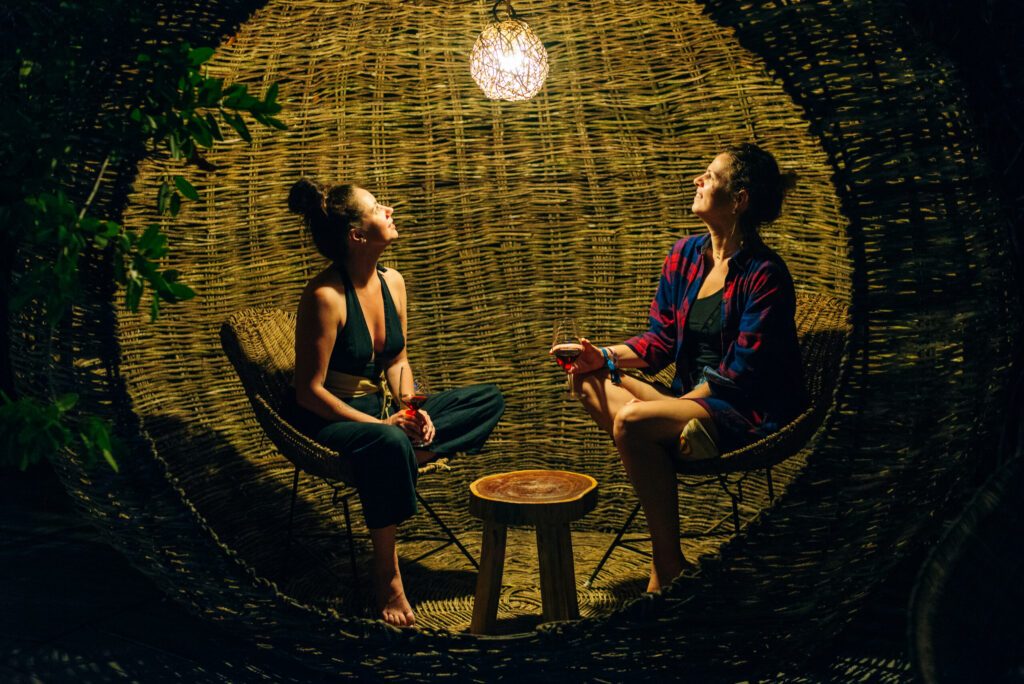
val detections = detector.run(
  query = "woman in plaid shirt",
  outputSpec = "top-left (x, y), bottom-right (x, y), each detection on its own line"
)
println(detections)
top-left (562, 144), bottom-right (804, 592)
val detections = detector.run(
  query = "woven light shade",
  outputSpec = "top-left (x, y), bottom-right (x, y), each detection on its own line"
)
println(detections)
top-left (470, 19), bottom-right (548, 101)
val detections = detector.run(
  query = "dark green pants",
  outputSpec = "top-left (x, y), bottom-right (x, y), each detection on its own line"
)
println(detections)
top-left (307, 383), bottom-right (504, 529)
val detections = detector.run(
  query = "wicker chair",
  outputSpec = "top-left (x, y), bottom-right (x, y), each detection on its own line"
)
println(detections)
top-left (219, 306), bottom-right (478, 582)
top-left (588, 292), bottom-right (847, 586)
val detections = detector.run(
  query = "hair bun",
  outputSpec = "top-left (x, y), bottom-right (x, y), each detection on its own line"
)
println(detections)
top-left (780, 170), bottom-right (798, 195)
top-left (288, 178), bottom-right (326, 218)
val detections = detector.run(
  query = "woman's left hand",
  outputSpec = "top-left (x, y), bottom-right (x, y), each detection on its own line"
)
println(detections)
top-left (415, 409), bottom-right (436, 445)
top-left (572, 338), bottom-right (607, 375)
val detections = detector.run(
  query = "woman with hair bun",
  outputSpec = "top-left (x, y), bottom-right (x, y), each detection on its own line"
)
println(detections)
top-left (287, 179), bottom-right (504, 627)
top-left (556, 143), bottom-right (804, 593)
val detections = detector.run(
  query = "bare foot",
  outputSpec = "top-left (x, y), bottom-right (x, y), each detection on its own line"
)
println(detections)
top-left (415, 450), bottom-right (437, 466)
top-left (646, 564), bottom-right (660, 593)
top-left (375, 569), bottom-right (416, 627)
top-left (647, 553), bottom-right (689, 593)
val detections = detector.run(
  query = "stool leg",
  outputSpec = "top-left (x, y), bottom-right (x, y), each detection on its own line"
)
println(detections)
top-left (470, 520), bottom-right (507, 635)
top-left (536, 523), bottom-right (579, 623)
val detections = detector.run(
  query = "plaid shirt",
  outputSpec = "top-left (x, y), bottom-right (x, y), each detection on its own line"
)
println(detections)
top-left (624, 233), bottom-right (806, 433)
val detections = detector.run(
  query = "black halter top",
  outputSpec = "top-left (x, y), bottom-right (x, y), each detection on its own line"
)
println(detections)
top-left (327, 264), bottom-right (405, 379)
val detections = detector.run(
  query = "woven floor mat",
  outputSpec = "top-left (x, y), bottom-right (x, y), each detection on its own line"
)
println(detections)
top-left (277, 527), bottom-right (729, 633)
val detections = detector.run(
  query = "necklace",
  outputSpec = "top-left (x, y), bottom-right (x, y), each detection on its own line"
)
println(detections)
top-left (712, 248), bottom-right (737, 263)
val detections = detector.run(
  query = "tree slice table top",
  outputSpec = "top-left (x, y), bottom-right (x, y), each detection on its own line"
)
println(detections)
top-left (469, 470), bottom-right (598, 526)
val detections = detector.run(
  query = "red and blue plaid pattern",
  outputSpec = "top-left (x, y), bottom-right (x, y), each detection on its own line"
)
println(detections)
top-left (623, 233), bottom-right (807, 449)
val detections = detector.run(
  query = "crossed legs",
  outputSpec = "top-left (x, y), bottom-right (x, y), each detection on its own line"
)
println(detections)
top-left (577, 371), bottom-right (712, 591)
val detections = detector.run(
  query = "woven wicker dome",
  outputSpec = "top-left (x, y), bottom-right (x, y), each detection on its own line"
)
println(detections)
top-left (11, 0), bottom-right (1020, 678)
top-left (121, 0), bottom-right (848, 624)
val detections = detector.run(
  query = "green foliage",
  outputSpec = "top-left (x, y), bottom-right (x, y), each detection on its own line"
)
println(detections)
top-left (130, 43), bottom-right (285, 164)
top-left (7, 40), bottom-right (283, 326)
top-left (0, 392), bottom-right (121, 472)
top-left (1, 8), bottom-right (286, 472)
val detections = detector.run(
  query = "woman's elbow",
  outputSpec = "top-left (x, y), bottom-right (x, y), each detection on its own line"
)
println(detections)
top-left (294, 385), bottom-right (320, 412)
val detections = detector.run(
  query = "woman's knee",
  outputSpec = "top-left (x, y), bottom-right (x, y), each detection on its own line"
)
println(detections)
top-left (368, 424), bottom-right (415, 456)
top-left (611, 400), bottom-right (644, 444)
top-left (481, 383), bottom-right (505, 412)
top-left (577, 369), bottom-right (609, 408)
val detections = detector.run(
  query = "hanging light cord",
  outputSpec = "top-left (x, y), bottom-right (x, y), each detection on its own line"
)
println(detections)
top-left (491, 0), bottom-right (519, 21)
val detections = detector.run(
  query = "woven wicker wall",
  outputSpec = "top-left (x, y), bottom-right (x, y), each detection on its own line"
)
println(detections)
top-left (8, 0), bottom-right (1020, 678)
top-left (119, 0), bottom-right (848, 576)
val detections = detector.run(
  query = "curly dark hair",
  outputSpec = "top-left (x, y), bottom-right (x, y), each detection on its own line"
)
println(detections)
top-left (722, 143), bottom-right (797, 239)
top-left (287, 178), bottom-right (362, 261)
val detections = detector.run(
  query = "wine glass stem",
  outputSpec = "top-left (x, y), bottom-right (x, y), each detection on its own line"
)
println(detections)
top-left (567, 371), bottom-right (576, 399)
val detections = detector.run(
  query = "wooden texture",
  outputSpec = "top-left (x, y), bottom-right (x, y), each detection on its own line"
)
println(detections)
top-left (470, 470), bottom-right (598, 526)
top-left (470, 519), bottom-right (508, 635)
top-left (469, 470), bottom-right (593, 632)
top-left (536, 523), bottom-right (580, 623)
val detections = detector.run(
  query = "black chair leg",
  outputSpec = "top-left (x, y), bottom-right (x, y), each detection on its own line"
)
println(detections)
top-left (718, 474), bottom-right (741, 534)
top-left (586, 501), bottom-right (642, 588)
top-left (283, 467), bottom-right (301, 579)
top-left (416, 492), bottom-right (479, 570)
top-left (341, 494), bottom-right (359, 584)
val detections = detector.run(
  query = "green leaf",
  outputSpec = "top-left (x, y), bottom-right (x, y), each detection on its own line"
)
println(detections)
top-left (199, 78), bottom-right (223, 107)
top-left (203, 112), bottom-right (223, 142)
top-left (265, 82), bottom-right (279, 104)
top-left (125, 278), bottom-right (143, 312)
top-left (168, 131), bottom-right (181, 159)
top-left (223, 112), bottom-right (251, 142)
top-left (264, 116), bottom-right (288, 130)
top-left (186, 118), bottom-right (213, 148)
top-left (99, 221), bottom-right (121, 238)
top-left (78, 417), bottom-right (120, 473)
top-left (173, 175), bottom-right (200, 201)
top-left (102, 448), bottom-right (120, 472)
top-left (54, 393), bottom-right (78, 412)
top-left (188, 46), bottom-right (215, 66)
top-left (169, 192), bottom-right (181, 217)
top-left (157, 181), bottom-right (172, 214)
top-left (137, 223), bottom-right (165, 255)
top-left (165, 280), bottom-right (196, 301)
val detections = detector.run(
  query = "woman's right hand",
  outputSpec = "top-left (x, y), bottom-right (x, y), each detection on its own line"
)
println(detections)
top-left (383, 409), bottom-right (427, 441)
top-left (572, 338), bottom-right (607, 375)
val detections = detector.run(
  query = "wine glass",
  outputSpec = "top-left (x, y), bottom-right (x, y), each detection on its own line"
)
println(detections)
top-left (400, 371), bottom-right (431, 447)
top-left (551, 318), bottom-right (583, 399)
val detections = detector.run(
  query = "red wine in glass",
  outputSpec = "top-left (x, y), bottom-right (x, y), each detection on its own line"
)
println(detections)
top-left (551, 342), bottom-right (584, 370)
top-left (401, 374), bottom-right (431, 446)
top-left (403, 393), bottom-right (428, 411)
top-left (552, 318), bottom-right (582, 399)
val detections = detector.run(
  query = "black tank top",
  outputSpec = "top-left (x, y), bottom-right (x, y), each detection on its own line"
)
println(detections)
top-left (685, 287), bottom-right (723, 387)
top-left (328, 264), bottom-right (405, 379)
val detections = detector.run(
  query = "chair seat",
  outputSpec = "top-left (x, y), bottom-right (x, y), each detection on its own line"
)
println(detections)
top-left (675, 402), bottom-right (825, 476)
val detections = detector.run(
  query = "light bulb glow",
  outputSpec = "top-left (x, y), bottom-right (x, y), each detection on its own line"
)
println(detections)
top-left (470, 19), bottom-right (549, 102)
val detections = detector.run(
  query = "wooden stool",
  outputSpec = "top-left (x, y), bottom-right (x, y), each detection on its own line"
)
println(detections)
top-left (468, 469), bottom-right (598, 635)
